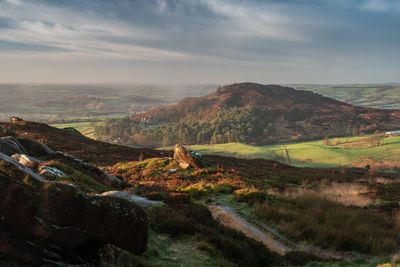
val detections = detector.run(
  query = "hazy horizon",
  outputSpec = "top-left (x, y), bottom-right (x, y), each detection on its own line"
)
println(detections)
top-left (0, 0), bottom-right (399, 84)
top-left (1, 82), bottom-right (400, 86)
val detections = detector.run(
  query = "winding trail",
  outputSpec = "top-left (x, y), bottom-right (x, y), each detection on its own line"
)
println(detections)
top-left (209, 205), bottom-right (351, 260)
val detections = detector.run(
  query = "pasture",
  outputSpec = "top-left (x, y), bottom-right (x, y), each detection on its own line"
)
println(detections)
top-left (51, 121), bottom-right (100, 139)
top-left (185, 134), bottom-right (400, 169)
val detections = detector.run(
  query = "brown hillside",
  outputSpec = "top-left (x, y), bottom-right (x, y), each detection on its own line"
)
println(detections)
top-left (0, 120), bottom-right (169, 166)
top-left (129, 83), bottom-right (400, 144)
top-left (138, 83), bottom-right (399, 121)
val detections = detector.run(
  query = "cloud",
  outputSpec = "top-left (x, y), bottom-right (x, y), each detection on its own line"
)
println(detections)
top-left (361, 0), bottom-right (400, 12)
top-left (0, 0), bottom-right (398, 83)
top-left (200, 0), bottom-right (309, 41)
top-left (0, 0), bottom-right (310, 62)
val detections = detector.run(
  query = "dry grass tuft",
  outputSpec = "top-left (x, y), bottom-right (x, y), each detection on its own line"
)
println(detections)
top-left (253, 195), bottom-right (398, 254)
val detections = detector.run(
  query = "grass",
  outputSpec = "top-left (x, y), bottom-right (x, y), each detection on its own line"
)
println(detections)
top-left (252, 195), bottom-right (399, 255)
top-left (147, 196), bottom-right (281, 266)
top-left (50, 115), bottom-right (127, 139)
top-left (51, 121), bottom-right (101, 139)
top-left (299, 84), bottom-right (400, 110)
top-left (178, 134), bottom-right (400, 168)
top-left (116, 231), bottom-right (236, 267)
top-left (106, 157), bottom-right (246, 198)
top-left (40, 161), bottom-right (109, 193)
top-left (304, 255), bottom-right (390, 267)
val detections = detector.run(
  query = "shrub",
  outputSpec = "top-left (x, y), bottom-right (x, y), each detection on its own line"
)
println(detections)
top-left (282, 251), bottom-right (322, 266)
top-left (164, 193), bottom-right (191, 205)
top-left (233, 188), bottom-right (266, 205)
top-left (217, 185), bottom-right (234, 194)
top-left (182, 183), bottom-right (217, 198)
top-left (149, 196), bottom-right (280, 266)
top-left (145, 191), bottom-right (166, 201)
top-left (253, 196), bottom-right (398, 254)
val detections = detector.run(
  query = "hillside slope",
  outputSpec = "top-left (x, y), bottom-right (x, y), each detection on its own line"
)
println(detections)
top-left (2, 120), bottom-right (399, 266)
top-left (96, 83), bottom-right (400, 146)
top-left (0, 120), bottom-right (168, 166)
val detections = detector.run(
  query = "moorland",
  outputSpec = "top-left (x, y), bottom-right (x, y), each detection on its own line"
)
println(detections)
top-left (1, 82), bottom-right (400, 266)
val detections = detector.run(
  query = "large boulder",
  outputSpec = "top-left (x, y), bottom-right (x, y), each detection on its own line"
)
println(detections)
top-left (0, 137), bottom-right (28, 156)
top-left (17, 138), bottom-right (55, 158)
top-left (101, 191), bottom-right (160, 209)
top-left (173, 144), bottom-right (203, 169)
top-left (39, 165), bottom-right (67, 179)
top-left (11, 153), bottom-right (41, 169)
top-left (0, 126), bottom-right (16, 137)
top-left (55, 151), bottom-right (122, 187)
top-left (0, 229), bottom-right (62, 265)
top-left (0, 152), bottom-right (149, 265)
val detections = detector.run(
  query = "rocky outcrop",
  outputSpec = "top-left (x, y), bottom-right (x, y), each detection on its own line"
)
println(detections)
top-left (55, 151), bottom-right (122, 187)
top-left (9, 116), bottom-right (23, 123)
top-left (173, 144), bottom-right (203, 169)
top-left (17, 138), bottom-right (55, 158)
top-left (0, 137), bottom-right (28, 156)
top-left (39, 166), bottom-right (67, 179)
top-left (0, 152), bottom-right (149, 265)
top-left (11, 153), bottom-right (41, 169)
top-left (101, 191), bottom-right (160, 209)
top-left (63, 127), bottom-right (83, 136)
top-left (0, 126), bottom-right (16, 137)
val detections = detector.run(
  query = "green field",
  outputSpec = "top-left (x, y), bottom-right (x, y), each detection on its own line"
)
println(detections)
top-left (293, 84), bottom-right (400, 109)
top-left (51, 121), bottom-right (100, 139)
top-left (180, 134), bottom-right (400, 168)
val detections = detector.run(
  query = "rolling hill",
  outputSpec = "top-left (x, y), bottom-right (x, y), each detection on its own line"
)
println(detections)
top-left (95, 83), bottom-right (400, 146)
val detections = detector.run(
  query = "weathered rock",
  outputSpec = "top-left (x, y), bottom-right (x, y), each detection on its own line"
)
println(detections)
top-left (0, 229), bottom-right (61, 265)
top-left (0, 137), bottom-right (28, 156)
top-left (9, 116), bottom-right (23, 123)
top-left (39, 166), bottom-right (67, 179)
top-left (101, 191), bottom-right (161, 209)
top-left (17, 138), bottom-right (55, 158)
top-left (11, 154), bottom-right (41, 169)
top-left (63, 127), bottom-right (83, 136)
top-left (55, 151), bottom-right (122, 187)
top-left (173, 144), bottom-right (203, 169)
top-left (0, 126), bottom-right (16, 137)
top-left (190, 150), bottom-right (203, 158)
top-left (0, 152), bottom-right (149, 265)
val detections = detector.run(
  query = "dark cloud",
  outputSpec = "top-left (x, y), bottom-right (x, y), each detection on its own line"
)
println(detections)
top-left (0, 0), bottom-right (398, 83)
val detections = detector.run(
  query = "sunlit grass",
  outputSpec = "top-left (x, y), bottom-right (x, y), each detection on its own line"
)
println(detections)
top-left (177, 134), bottom-right (400, 168)
top-left (51, 121), bottom-right (101, 139)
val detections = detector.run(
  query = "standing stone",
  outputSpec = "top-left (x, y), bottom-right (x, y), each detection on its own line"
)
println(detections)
top-left (173, 144), bottom-right (203, 169)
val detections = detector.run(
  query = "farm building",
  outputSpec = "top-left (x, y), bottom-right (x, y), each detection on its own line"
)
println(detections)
top-left (385, 130), bottom-right (400, 135)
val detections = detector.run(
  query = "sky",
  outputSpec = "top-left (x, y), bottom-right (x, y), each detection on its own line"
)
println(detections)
top-left (0, 0), bottom-right (399, 84)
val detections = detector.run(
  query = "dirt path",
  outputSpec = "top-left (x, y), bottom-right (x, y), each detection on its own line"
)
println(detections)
top-left (209, 205), bottom-right (290, 255)
top-left (209, 205), bottom-right (351, 260)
